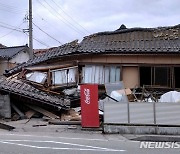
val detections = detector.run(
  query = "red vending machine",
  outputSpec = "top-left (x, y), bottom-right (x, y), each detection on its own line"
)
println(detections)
top-left (80, 84), bottom-right (99, 128)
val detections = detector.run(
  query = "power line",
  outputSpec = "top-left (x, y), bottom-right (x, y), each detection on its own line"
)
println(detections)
top-left (34, 11), bottom-right (75, 42)
top-left (33, 37), bottom-right (50, 48)
top-left (0, 2), bottom-right (26, 14)
top-left (0, 2), bottom-right (26, 12)
top-left (0, 21), bottom-right (23, 30)
top-left (43, 0), bottom-right (87, 35)
top-left (51, 0), bottom-right (90, 34)
top-left (0, 21), bottom-right (50, 48)
top-left (0, 30), bottom-right (14, 38)
top-left (0, 8), bottom-right (25, 14)
top-left (37, 0), bottom-right (86, 36)
top-left (0, 22), bottom-right (24, 38)
top-left (25, 33), bottom-right (50, 48)
top-left (33, 22), bottom-right (62, 45)
top-left (0, 24), bottom-right (22, 32)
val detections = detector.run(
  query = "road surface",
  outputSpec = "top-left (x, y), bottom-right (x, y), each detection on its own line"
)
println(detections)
top-left (0, 131), bottom-right (179, 154)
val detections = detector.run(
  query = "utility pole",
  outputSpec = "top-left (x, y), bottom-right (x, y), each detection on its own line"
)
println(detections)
top-left (29, 0), bottom-right (33, 59)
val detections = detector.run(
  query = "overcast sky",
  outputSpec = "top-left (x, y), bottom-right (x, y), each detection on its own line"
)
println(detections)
top-left (0, 0), bottom-right (179, 49)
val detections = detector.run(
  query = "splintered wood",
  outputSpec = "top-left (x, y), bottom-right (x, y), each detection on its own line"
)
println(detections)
top-left (61, 109), bottom-right (81, 121)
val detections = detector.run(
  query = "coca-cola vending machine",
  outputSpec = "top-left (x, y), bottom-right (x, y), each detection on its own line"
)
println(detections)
top-left (80, 84), bottom-right (99, 128)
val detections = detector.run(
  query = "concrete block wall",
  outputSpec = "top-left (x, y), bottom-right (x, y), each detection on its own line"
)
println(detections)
top-left (0, 94), bottom-right (11, 118)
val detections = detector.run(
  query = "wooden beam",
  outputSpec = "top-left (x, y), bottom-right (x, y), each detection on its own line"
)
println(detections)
top-left (26, 104), bottom-right (60, 119)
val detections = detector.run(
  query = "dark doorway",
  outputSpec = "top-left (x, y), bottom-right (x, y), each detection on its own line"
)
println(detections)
top-left (174, 67), bottom-right (180, 88)
top-left (140, 67), bottom-right (151, 86)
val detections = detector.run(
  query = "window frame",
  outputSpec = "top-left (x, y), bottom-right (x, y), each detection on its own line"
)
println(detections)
top-left (51, 66), bottom-right (78, 86)
top-left (81, 64), bottom-right (121, 84)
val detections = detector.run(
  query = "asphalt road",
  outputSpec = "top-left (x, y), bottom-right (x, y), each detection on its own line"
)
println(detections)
top-left (0, 131), bottom-right (179, 154)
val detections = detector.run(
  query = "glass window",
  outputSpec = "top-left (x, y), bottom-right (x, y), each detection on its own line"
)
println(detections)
top-left (140, 66), bottom-right (170, 87)
top-left (82, 65), bottom-right (121, 84)
top-left (25, 71), bottom-right (47, 84)
top-left (115, 67), bottom-right (121, 82)
top-left (52, 67), bottom-right (77, 85)
top-left (154, 67), bottom-right (170, 86)
top-left (104, 66), bottom-right (110, 83)
top-left (110, 66), bottom-right (116, 83)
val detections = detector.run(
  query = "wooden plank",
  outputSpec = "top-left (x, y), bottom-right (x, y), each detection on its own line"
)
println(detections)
top-left (26, 104), bottom-right (60, 119)
top-left (25, 63), bottom-right (78, 71)
top-left (25, 110), bottom-right (36, 119)
top-left (0, 122), bottom-right (15, 130)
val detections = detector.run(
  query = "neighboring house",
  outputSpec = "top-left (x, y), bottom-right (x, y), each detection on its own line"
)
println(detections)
top-left (0, 45), bottom-right (30, 75)
top-left (4, 24), bottom-right (180, 90)
top-left (0, 43), bottom-right (6, 48)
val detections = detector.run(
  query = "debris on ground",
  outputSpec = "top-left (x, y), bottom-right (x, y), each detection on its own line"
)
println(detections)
top-left (0, 60), bottom-right (179, 129)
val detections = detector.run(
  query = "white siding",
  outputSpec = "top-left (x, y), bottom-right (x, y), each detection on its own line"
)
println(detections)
top-left (10, 51), bottom-right (30, 64)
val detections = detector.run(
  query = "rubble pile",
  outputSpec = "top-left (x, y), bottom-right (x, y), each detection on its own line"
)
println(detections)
top-left (0, 63), bottom-right (179, 129)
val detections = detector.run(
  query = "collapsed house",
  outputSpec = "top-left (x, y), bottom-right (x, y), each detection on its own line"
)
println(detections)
top-left (0, 24), bottom-right (180, 123)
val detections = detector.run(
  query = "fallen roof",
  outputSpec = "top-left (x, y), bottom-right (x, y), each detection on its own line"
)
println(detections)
top-left (4, 40), bottom-right (79, 77)
top-left (4, 24), bottom-right (180, 77)
top-left (0, 45), bottom-right (29, 59)
top-left (0, 78), bottom-right (70, 110)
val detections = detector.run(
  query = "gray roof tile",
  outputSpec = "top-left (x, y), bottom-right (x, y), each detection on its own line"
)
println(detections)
top-left (0, 45), bottom-right (29, 59)
top-left (4, 24), bottom-right (180, 77)
top-left (0, 78), bottom-right (70, 110)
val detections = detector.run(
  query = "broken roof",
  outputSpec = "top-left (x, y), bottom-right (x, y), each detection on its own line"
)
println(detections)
top-left (0, 78), bottom-right (70, 110)
top-left (0, 45), bottom-right (29, 60)
top-left (4, 40), bottom-right (79, 76)
top-left (33, 47), bottom-right (57, 57)
top-left (4, 24), bottom-right (180, 77)
top-left (79, 24), bottom-right (180, 54)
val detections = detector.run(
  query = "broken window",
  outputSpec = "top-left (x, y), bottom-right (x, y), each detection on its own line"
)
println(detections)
top-left (52, 67), bottom-right (77, 85)
top-left (82, 65), bottom-right (120, 84)
top-left (25, 71), bottom-right (47, 84)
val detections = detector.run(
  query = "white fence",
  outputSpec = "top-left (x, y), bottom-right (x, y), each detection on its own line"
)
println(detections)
top-left (104, 101), bottom-right (180, 125)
